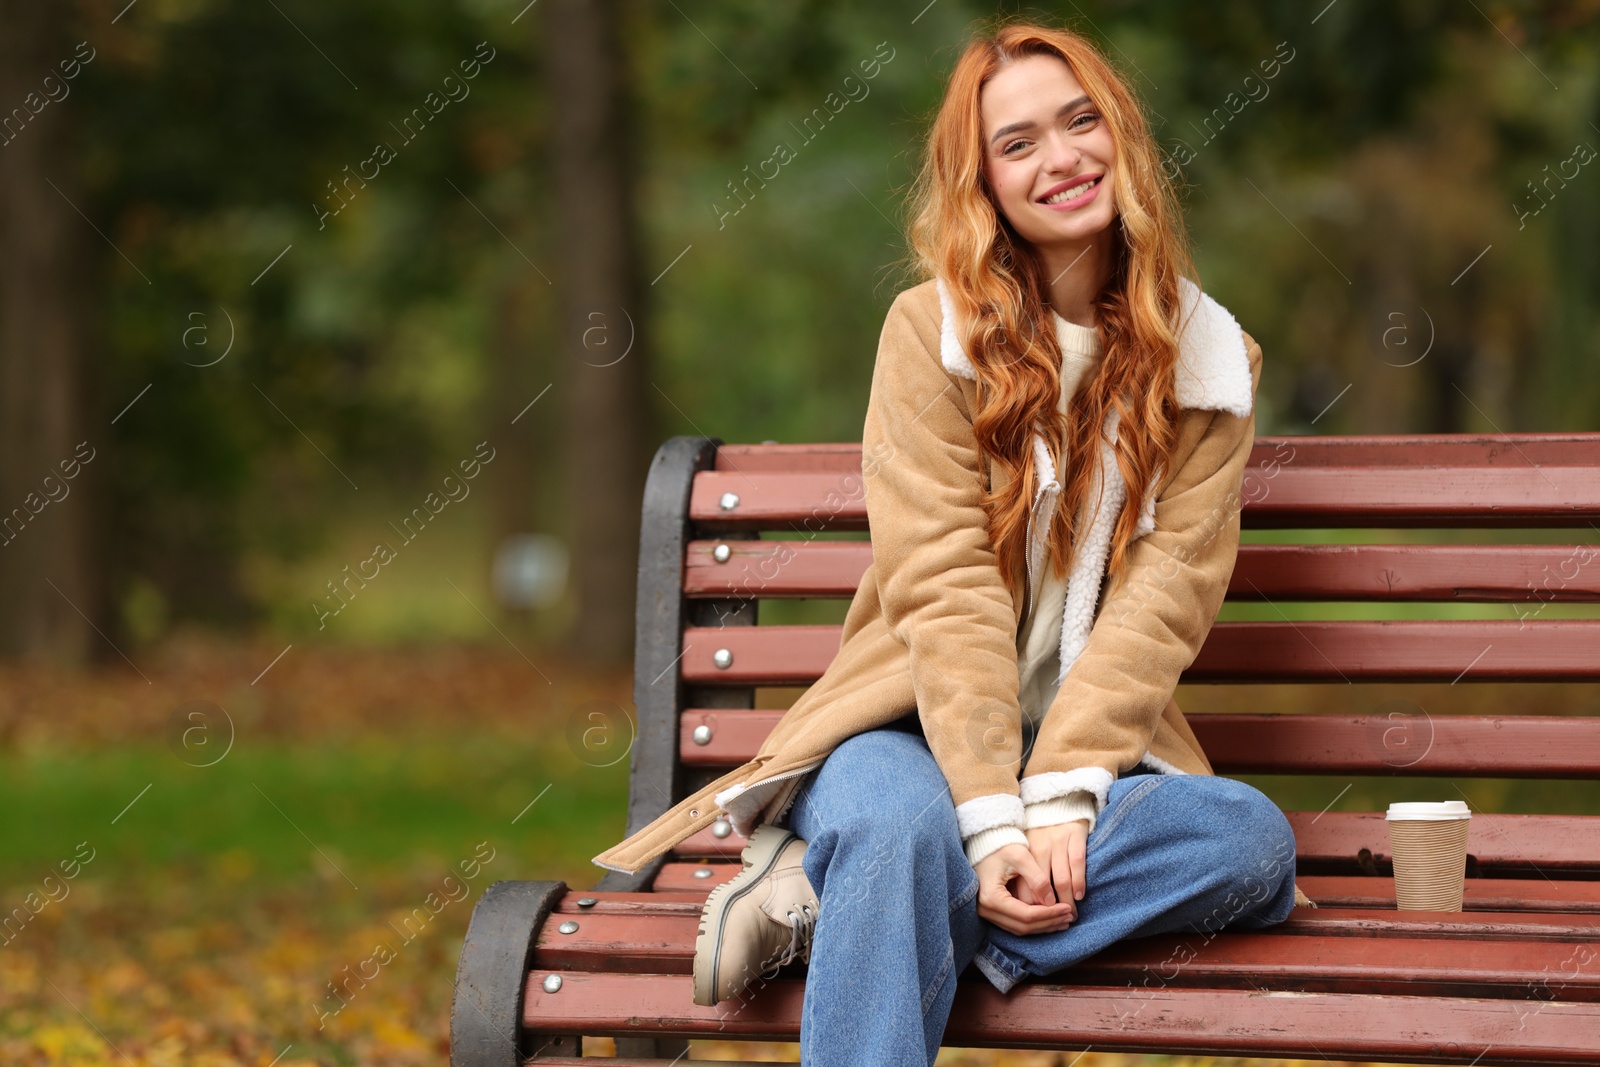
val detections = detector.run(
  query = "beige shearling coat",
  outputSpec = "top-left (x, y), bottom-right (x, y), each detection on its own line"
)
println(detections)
top-left (594, 275), bottom-right (1311, 908)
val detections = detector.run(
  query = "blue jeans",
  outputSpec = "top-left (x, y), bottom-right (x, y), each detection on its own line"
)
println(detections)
top-left (780, 715), bottom-right (1299, 1066)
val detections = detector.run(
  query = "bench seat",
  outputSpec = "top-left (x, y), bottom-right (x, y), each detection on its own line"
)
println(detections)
top-left (452, 434), bottom-right (1600, 1067)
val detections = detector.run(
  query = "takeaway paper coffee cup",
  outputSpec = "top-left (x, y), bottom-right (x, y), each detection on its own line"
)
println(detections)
top-left (1385, 801), bottom-right (1471, 911)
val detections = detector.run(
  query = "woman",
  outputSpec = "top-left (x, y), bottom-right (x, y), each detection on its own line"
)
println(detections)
top-left (592, 18), bottom-right (1311, 1063)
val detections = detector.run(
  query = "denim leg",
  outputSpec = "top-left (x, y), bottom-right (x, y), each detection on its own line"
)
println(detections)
top-left (783, 726), bottom-right (982, 1067)
top-left (973, 771), bottom-right (1299, 994)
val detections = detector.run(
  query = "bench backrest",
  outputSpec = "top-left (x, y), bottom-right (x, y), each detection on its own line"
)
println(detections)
top-left (617, 434), bottom-right (1600, 885)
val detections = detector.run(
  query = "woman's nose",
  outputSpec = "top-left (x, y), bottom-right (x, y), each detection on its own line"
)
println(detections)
top-left (1043, 135), bottom-right (1082, 174)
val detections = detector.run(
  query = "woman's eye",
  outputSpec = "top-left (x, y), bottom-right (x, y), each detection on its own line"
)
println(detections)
top-left (1070, 112), bottom-right (1100, 129)
top-left (1002, 139), bottom-right (1028, 156)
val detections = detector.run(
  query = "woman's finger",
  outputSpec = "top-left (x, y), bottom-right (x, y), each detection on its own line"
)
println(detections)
top-left (1069, 826), bottom-right (1088, 902)
top-left (1011, 844), bottom-right (1057, 906)
top-left (1049, 844), bottom-right (1077, 918)
top-left (1013, 874), bottom-right (1042, 906)
top-left (977, 899), bottom-right (1076, 936)
top-left (977, 881), bottom-right (1075, 934)
top-left (1029, 841), bottom-right (1055, 902)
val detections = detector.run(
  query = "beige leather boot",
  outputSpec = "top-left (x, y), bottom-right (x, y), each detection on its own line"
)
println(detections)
top-left (692, 823), bottom-right (820, 1007)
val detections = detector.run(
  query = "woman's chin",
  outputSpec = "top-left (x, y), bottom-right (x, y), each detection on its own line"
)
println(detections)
top-left (1028, 219), bottom-right (1114, 251)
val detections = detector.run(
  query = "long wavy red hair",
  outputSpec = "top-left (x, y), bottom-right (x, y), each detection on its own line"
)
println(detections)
top-left (902, 18), bottom-right (1194, 600)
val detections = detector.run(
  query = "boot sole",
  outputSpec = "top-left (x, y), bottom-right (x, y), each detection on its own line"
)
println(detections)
top-left (692, 823), bottom-right (800, 1007)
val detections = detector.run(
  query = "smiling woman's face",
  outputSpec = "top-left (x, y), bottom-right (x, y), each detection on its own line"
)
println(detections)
top-left (980, 53), bottom-right (1117, 253)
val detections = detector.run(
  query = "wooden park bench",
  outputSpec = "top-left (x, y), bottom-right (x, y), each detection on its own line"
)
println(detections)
top-left (452, 431), bottom-right (1600, 1066)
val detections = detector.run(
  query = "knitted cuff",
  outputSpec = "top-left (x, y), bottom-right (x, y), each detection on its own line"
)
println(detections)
top-left (1024, 789), bottom-right (1100, 834)
top-left (962, 824), bottom-right (1029, 867)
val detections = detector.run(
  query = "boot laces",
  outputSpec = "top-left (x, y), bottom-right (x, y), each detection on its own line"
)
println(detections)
top-left (761, 901), bottom-right (817, 976)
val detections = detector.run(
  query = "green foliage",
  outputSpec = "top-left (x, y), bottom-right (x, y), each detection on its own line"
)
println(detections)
top-left (48, 0), bottom-right (1600, 640)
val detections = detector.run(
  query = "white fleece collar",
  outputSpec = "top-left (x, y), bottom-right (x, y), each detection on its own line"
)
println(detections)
top-left (931, 273), bottom-right (1254, 687)
top-left (933, 274), bottom-right (1253, 418)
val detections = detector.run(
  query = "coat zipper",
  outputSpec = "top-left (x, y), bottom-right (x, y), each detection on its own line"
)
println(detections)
top-left (1021, 511), bottom-right (1034, 625)
top-left (717, 759), bottom-right (824, 816)
top-left (1020, 481), bottom-right (1055, 629)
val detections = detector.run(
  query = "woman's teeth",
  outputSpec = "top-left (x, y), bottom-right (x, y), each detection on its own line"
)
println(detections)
top-left (1043, 177), bottom-right (1100, 205)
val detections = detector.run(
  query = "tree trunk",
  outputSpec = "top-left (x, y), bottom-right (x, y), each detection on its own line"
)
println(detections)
top-left (0, 2), bottom-right (103, 666)
top-left (488, 271), bottom-right (558, 629)
top-left (543, 0), bottom-right (653, 665)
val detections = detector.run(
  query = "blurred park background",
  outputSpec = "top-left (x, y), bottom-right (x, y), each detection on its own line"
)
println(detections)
top-left (1, 1), bottom-right (1597, 1064)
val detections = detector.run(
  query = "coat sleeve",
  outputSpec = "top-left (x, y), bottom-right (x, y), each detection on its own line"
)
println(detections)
top-left (1018, 335), bottom-right (1263, 821)
top-left (861, 288), bottom-right (1031, 866)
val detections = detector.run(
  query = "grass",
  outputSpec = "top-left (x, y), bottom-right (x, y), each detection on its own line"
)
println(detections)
top-left (0, 737), bottom-right (626, 880)
top-left (1, 730), bottom-right (633, 1067)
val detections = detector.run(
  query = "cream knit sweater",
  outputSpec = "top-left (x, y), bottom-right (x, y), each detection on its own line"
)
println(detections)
top-left (963, 309), bottom-right (1104, 865)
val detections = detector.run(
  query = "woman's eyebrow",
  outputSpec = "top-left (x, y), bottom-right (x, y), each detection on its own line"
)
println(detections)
top-left (988, 94), bottom-right (1092, 147)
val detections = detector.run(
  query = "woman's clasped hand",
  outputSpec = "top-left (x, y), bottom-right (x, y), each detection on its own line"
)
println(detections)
top-left (971, 819), bottom-right (1090, 935)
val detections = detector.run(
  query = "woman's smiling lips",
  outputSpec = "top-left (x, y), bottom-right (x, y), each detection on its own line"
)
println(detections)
top-left (1037, 174), bottom-right (1103, 211)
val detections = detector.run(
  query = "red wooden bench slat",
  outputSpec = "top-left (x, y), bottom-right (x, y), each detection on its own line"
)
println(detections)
top-left (1296, 875), bottom-right (1600, 913)
top-left (679, 709), bottom-right (1600, 778)
top-left (1189, 713), bottom-right (1600, 776)
top-left (533, 912), bottom-right (1600, 1001)
top-left (1287, 811), bottom-right (1600, 874)
top-left (553, 892), bottom-right (708, 912)
top-left (683, 539), bottom-right (869, 600)
top-left (691, 468), bottom-right (1600, 531)
top-left (540, 902), bottom-right (1600, 941)
top-left (680, 620), bottom-right (1600, 685)
top-left (1228, 544), bottom-right (1600, 603)
top-left (1188, 621), bottom-right (1600, 681)
top-left (1241, 466), bottom-right (1600, 527)
top-left (669, 811), bottom-right (1600, 875)
top-left (693, 436), bottom-right (1600, 531)
top-left (713, 435), bottom-right (1600, 473)
top-left (690, 471), bottom-right (869, 532)
top-left (713, 442), bottom-right (863, 472)
top-left (685, 540), bottom-right (1600, 603)
top-left (546, 893), bottom-right (1600, 939)
top-left (651, 862), bottom-right (740, 892)
top-left (522, 972), bottom-right (1600, 1061)
top-left (652, 862), bottom-right (1600, 913)
top-left (1270, 908), bottom-right (1600, 941)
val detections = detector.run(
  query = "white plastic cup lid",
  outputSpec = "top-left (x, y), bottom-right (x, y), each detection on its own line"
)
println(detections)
top-left (1386, 800), bottom-right (1471, 821)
